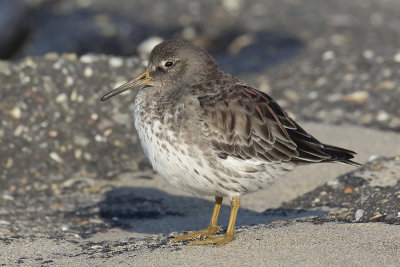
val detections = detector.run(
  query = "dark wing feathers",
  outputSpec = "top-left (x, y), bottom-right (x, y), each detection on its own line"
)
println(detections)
top-left (198, 85), bottom-right (359, 166)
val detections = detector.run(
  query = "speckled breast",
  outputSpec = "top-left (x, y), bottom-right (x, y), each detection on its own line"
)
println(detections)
top-left (133, 90), bottom-right (294, 198)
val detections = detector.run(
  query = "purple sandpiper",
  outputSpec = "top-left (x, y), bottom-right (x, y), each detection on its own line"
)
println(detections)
top-left (100, 40), bottom-right (359, 246)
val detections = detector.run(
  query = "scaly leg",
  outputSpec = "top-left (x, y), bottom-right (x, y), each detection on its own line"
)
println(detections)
top-left (187, 196), bottom-right (240, 247)
top-left (171, 196), bottom-right (223, 242)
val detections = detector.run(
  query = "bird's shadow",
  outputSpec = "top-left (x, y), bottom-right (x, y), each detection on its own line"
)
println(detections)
top-left (97, 186), bottom-right (326, 234)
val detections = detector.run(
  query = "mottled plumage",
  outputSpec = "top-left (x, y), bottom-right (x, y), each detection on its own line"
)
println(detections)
top-left (100, 39), bottom-right (359, 246)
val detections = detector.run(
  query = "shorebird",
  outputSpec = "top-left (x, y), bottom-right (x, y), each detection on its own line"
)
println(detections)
top-left (100, 39), bottom-right (359, 246)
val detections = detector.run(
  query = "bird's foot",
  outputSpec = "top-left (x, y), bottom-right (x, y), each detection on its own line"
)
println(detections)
top-left (171, 225), bottom-right (222, 242)
top-left (187, 231), bottom-right (236, 247)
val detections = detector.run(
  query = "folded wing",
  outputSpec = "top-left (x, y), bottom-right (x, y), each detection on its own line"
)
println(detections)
top-left (198, 85), bottom-right (359, 166)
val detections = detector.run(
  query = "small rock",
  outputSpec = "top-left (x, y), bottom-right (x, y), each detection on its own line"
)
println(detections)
top-left (394, 52), bottom-right (400, 63)
top-left (49, 152), bottom-right (64, 163)
top-left (109, 57), bottom-right (123, 68)
top-left (5, 158), bottom-right (13, 168)
top-left (344, 187), bottom-right (353, 194)
top-left (342, 91), bottom-right (369, 103)
top-left (283, 90), bottom-right (299, 103)
top-left (70, 90), bottom-right (78, 101)
top-left (322, 50), bottom-right (335, 60)
top-left (48, 130), bottom-right (58, 137)
top-left (0, 61), bottom-right (11, 75)
top-left (9, 106), bottom-right (21, 119)
top-left (74, 149), bottom-right (82, 159)
top-left (376, 110), bottom-right (389, 121)
top-left (0, 193), bottom-right (14, 200)
top-left (80, 54), bottom-right (98, 64)
top-left (65, 76), bottom-right (74, 87)
top-left (355, 209), bottom-right (364, 221)
top-left (103, 128), bottom-right (112, 137)
top-left (378, 80), bottom-right (396, 90)
top-left (83, 66), bottom-right (93, 77)
top-left (13, 124), bottom-right (25, 136)
top-left (137, 37), bottom-right (163, 56)
top-left (73, 135), bottom-right (90, 146)
top-left (90, 113), bottom-right (99, 120)
top-left (363, 50), bottom-right (374, 59)
top-left (56, 93), bottom-right (68, 103)
top-left (222, 0), bottom-right (242, 12)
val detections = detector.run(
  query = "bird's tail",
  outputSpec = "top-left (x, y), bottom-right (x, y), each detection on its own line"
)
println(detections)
top-left (320, 144), bottom-right (360, 166)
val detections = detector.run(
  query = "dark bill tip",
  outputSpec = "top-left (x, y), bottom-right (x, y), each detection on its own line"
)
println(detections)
top-left (99, 71), bottom-right (151, 102)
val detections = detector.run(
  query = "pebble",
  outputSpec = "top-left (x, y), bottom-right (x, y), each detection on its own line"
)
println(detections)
top-left (80, 54), bottom-right (98, 64)
top-left (0, 61), bottom-right (11, 75)
top-left (394, 52), bottom-right (400, 63)
top-left (74, 135), bottom-right (90, 146)
top-left (327, 93), bottom-right (342, 102)
top-left (342, 91), bottom-right (369, 103)
top-left (49, 152), bottom-right (64, 163)
top-left (322, 50), bottom-right (335, 60)
top-left (56, 93), bottom-right (68, 103)
top-left (70, 90), bottom-right (78, 101)
top-left (9, 106), bottom-right (21, 119)
top-left (83, 66), bottom-right (93, 77)
top-left (103, 128), bottom-right (112, 137)
top-left (5, 158), bottom-right (13, 168)
top-left (94, 134), bottom-right (106, 142)
top-left (376, 110), bottom-right (389, 121)
top-left (1, 193), bottom-right (14, 201)
top-left (283, 90), bottom-right (299, 102)
top-left (363, 50), bottom-right (374, 59)
top-left (43, 52), bottom-right (59, 60)
top-left (368, 155), bottom-right (379, 161)
top-left (378, 80), bottom-right (395, 90)
top-left (222, 0), bottom-right (242, 13)
top-left (74, 149), bottom-right (82, 159)
top-left (326, 178), bottom-right (340, 188)
top-left (65, 76), bottom-right (74, 87)
top-left (108, 57), bottom-right (123, 68)
top-left (48, 130), bottom-right (58, 137)
top-left (84, 152), bottom-right (92, 161)
top-left (308, 91), bottom-right (319, 99)
top-left (137, 37), bottom-right (163, 56)
top-left (355, 209), bottom-right (365, 221)
top-left (14, 125), bottom-right (25, 136)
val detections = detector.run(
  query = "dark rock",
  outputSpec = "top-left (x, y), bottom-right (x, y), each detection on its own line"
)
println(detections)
top-left (0, 0), bottom-right (32, 59)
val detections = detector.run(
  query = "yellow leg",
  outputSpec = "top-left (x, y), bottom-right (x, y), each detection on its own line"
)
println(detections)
top-left (187, 196), bottom-right (240, 247)
top-left (171, 197), bottom-right (223, 242)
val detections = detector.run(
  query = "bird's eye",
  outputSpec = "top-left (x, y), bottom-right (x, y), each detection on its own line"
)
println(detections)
top-left (164, 61), bottom-right (174, 68)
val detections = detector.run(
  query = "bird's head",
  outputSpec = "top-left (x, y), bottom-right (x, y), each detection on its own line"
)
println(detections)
top-left (100, 40), bottom-right (218, 101)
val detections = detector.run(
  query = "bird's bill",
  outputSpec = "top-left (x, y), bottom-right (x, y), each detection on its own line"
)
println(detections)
top-left (100, 71), bottom-right (151, 101)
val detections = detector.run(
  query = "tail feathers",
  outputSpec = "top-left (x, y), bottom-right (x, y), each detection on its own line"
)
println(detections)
top-left (321, 144), bottom-right (360, 166)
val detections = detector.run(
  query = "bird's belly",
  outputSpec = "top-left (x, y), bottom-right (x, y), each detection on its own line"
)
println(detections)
top-left (134, 115), bottom-right (215, 196)
top-left (134, 104), bottom-right (295, 197)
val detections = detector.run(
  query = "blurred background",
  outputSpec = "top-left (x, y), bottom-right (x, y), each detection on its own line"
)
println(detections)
top-left (2, 0), bottom-right (399, 74)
